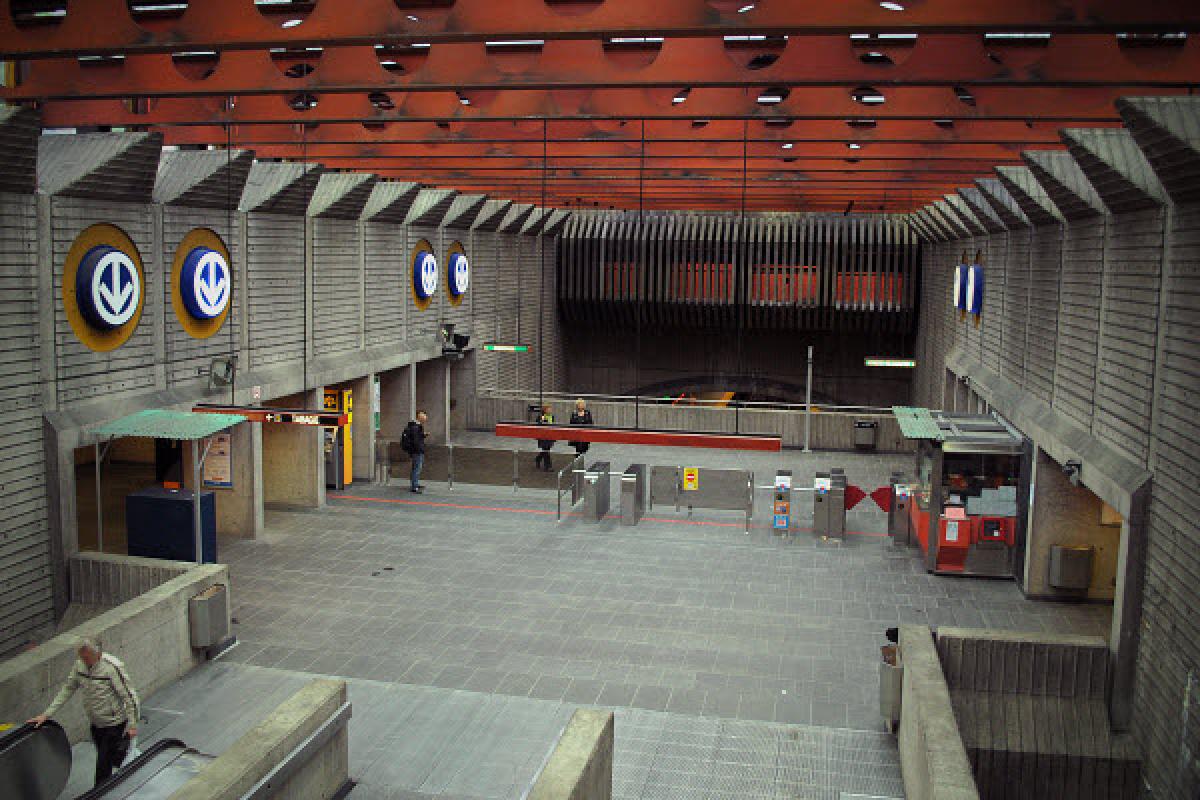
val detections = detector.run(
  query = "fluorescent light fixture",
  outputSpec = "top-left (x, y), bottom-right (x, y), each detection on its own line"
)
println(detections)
top-left (848, 142), bottom-right (862, 149)
top-left (738, 3), bottom-right (756, 12)
top-left (984, 32), bottom-right (1052, 41)
top-left (781, 142), bottom-right (793, 149)
top-left (880, 1), bottom-right (905, 10)
top-left (608, 37), bottom-right (664, 44)
top-left (483, 343), bottom-right (529, 353)
top-left (724, 35), bottom-right (768, 42)
top-left (281, 18), bottom-right (303, 28)
top-left (673, 88), bottom-right (691, 104)
top-left (865, 357), bottom-right (916, 368)
top-left (485, 40), bottom-right (545, 46)
top-left (410, 42), bottom-right (431, 48)
top-left (407, 14), bottom-right (419, 21)
top-left (758, 92), bottom-right (784, 104)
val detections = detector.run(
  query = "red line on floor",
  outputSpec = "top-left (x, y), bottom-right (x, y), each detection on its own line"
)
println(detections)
top-left (328, 493), bottom-right (888, 537)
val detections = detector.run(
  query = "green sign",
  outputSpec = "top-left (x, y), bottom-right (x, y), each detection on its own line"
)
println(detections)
top-left (483, 343), bottom-right (530, 353)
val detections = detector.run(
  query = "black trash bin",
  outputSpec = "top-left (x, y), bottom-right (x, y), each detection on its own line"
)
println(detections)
top-left (854, 419), bottom-right (878, 450)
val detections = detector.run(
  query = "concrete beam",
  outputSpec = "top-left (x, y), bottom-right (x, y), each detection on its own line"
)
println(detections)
top-left (441, 192), bottom-right (489, 229)
top-left (974, 178), bottom-right (1030, 230)
top-left (1061, 128), bottom-right (1167, 214)
top-left (957, 186), bottom-right (1007, 234)
top-left (360, 180), bottom-right (421, 223)
top-left (1117, 95), bottom-right (1200, 205)
top-left (238, 161), bottom-right (324, 215)
top-left (0, 105), bottom-right (41, 195)
top-left (307, 172), bottom-right (377, 219)
top-left (942, 192), bottom-right (989, 237)
top-left (38, 131), bottom-right (163, 203)
top-left (994, 166), bottom-right (1063, 227)
top-left (930, 200), bottom-right (972, 240)
top-left (1022, 150), bottom-right (1105, 220)
top-left (498, 202), bottom-right (536, 234)
top-left (404, 188), bottom-right (459, 227)
top-left (471, 198), bottom-right (515, 232)
top-left (154, 149), bottom-right (254, 209)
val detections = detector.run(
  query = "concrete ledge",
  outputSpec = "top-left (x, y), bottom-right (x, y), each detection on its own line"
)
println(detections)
top-left (69, 552), bottom-right (194, 606)
top-left (170, 679), bottom-right (349, 800)
top-left (528, 708), bottom-right (614, 800)
top-left (935, 627), bottom-right (1109, 697)
top-left (0, 559), bottom-right (229, 744)
top-left (898, 625), bottom-right (980, 800)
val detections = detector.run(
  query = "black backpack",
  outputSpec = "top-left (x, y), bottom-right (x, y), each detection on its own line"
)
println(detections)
top-left (400, 423), bottom-right (416, 454)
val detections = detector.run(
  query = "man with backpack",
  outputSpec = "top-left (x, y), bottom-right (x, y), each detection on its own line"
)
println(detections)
top-left (401, 410), bottom-right (428, 493)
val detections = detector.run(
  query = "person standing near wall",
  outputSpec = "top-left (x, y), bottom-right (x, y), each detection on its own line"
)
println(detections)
top-left (535, 404), bottom-right (555, 471)
top-left (402, 410), bottom-right (428, 493)
top-left (569, 398), bottom-right (594, 457)
top-left (27, 636), bottom-right (140, 787)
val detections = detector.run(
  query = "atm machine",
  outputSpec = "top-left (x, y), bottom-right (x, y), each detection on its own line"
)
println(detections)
top-left (324, 388), bottom-right (353, 489)
top-left (893, 408), bottom-right (1029, 577)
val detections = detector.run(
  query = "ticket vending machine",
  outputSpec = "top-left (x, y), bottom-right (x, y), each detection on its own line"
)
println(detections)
top-left (323, 388), bottom-right (353, 489)
top-left (888, 474), bottom-right (912, 546)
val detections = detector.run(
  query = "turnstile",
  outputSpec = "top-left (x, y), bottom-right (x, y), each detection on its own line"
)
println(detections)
top-left (813, 468), bottom-right (846, 540)
top-left (620, 464), bottom-right (647, 526)
top-left (772, 470), bottom-right (793, 533)
top-left (582, 461), bottom-right (611, 522)
top-left (324, 427), bottom-right (344, 490)
top-left (887, 471), bottom-right (912, 546)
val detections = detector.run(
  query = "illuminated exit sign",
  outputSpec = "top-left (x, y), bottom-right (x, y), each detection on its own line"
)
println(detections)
top-left (483, 343), bottom-right (530, 353)
top-left (865, 357), bottom-right (916, 368)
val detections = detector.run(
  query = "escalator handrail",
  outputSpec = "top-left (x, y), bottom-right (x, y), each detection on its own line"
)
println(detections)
top-left (0, 720), bottom-right (67, 753)
top-left (75, 737), bottom-right (190, 800)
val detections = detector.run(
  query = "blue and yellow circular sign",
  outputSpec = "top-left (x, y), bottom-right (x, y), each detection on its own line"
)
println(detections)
top-left (411, 238), bottom-right (438, 311)
top-left (171, 228), bottom-right (232, 338)
top-left (446, 241), bottom-right (469, 306)
top-left (63, 224), bottom-right (146, 352)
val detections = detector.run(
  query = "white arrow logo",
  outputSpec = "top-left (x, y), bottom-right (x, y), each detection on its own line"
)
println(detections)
top-left (451, 254), bottom-right (470, 295)
top-left (91, 251), bottom-right (140, 328)
top-left (192, 250), bottom-right (229, 318)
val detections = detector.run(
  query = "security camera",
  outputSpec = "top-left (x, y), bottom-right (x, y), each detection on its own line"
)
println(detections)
top-left (1063, 459), bottom-right (1082, 487)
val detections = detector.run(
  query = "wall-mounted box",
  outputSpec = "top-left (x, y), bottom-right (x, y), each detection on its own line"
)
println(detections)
top-left (1049, 545), bottom-right (1094, 590)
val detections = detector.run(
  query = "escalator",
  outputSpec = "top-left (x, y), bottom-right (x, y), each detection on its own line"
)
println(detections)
top-left (0, 722), bottom-right (211, 799)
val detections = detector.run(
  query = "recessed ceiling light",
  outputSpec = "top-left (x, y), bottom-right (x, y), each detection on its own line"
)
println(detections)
top-left (781, 143), bottom-right (793, 149)
top-left (880, 2), bottom-right (905, 10)
top-left (848, 142), bottom-right (862, 150)
top-left (738, 3), bottom-right (756, 12)
top-left (281, 18), bottom-right (303, 28)
top-left (407, 14), bottom-right (419, 22)
top-left (673, 88), bottom-right (691, 105)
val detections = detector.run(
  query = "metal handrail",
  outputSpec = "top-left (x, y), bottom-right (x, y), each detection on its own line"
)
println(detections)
top-left (555, 452), bottom-right (586, 522)
top-left (475, 388), bottom-right (897, 415)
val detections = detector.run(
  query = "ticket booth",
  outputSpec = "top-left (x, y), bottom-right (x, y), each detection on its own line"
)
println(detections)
top-left (324, 388), bottom-right (353, 489)
top-left (893, 409), bottom-right (1029, 577)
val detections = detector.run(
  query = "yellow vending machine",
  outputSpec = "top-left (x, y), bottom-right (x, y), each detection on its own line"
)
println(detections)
top-left (323, 388), bottom-right (353, 488)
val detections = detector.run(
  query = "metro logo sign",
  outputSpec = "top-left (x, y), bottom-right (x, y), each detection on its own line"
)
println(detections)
top-left (78, 245), bottom-right (141, 329)
top-left (181, 247), bottom-right (230, 320)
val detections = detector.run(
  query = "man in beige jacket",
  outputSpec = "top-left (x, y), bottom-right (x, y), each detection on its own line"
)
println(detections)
top-left (28, 636), bottom-right (140, 786)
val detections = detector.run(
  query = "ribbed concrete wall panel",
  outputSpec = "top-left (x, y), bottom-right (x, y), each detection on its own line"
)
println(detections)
top-left (162, 207), bottom-right (241, 386)
top-left (1025, 225), bottom-right (1063, 406)
top-left (1118, 96), bottom-right (1200, 206)
top-left (39, 133), bottom-right (162, 204)
top-left (312, 217), bottom-right (362, 357)
top-left (0, 108), bottom-right (40, 196)
top-left (0, 191), bottom-right (52, 655)
top-left (245, 212), bottom-right (305, 367)
top-left (1093, 209), bottom-right (1164, 463)
top-left (980, 233), bottom-right (1007, 375)
top-left (53, 198), bottom-right (158, 405)
top-left (363, 222), bottom-right (407, 349)
top-left (1052, 217), bottom-right (1105, 428)
top-left (471, 231), bottom-right (499, 391)
top-left (1002, 228), bottom-right (1031, 389)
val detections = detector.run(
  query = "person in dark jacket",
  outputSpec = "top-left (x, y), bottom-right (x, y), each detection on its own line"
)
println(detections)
top-left (569, 398), bottom-right (594, 456)
top-left (535, 404), bottom-right (555, 471)
top-left (402, 410), bottom-right (428, 493)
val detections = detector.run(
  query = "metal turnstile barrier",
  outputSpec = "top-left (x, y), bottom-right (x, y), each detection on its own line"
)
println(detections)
top-left (621, 464), bottom-right (647, 526)
top-left (582, 461), bottom-right (611, 522)
top-left (555, 452), bottom-right (587, 522)
top-left (887, 471), bottom-right (912, 546)
top-left (649, 465), bottom-right (753, 533)
top-left (813, 468), bottom-right (847, 541)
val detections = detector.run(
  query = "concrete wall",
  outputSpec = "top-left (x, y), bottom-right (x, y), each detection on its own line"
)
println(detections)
top-left (262, 391), bottom-right (323, 508)
top-left (0, 556), bottom-right (229, 744)
top-left (528, 708), bottom-right (614, 800)
top-left (911, 191), bottom-right (1200, 794)
top-left (897, 625), bottom-right (980, 800)
top-left (68, 551), bottom-right (193, 606)
top-left (1027, 448), bottom-right (1121, 600)
top-left (171, 678), bottom-right (349, 800)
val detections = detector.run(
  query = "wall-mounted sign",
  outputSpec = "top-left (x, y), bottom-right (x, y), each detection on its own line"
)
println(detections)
top-left (445, 240), bottom-right (469, 306)
top-left (171, 228), bottom-right (233, 339)
top-left (966, 264), bottom-right (984, 316)
top-left (864, 358), bottom-right (917, 368)
top-left (202, 433), bottom-right (233, 489)
top-left (411, 238), bottom-right (437, 311)
top-left (683, 467), bottom-right (699, 491)
top-left (63, 224), bottom-right (147, 352)
top-left (482, 343), bottom-right (530, 353)
top-left (952, 263), bottom-right (967, 310)
top-left (181, 248), bottom-right (230, 320)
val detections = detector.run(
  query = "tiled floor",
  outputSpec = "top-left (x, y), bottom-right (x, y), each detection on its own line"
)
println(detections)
top-left (68, 445), bottom-right (1108, 798)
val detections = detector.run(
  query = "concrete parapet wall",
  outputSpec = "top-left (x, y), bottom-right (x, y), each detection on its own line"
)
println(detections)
top-left (466, 394), bottom-right (914, 453)
top-left (935, 627), bottom-right (1109, 698)
top-left (0, 559), bottom-right (229, 744)
top-left (170, 679), bottom-right (349, 800)
top-left (528, 708), bottom-right (614, 800)
top-left (898, 625), bottom-right (980, 800)
top-left (68, 551), bottom-right (194, 606)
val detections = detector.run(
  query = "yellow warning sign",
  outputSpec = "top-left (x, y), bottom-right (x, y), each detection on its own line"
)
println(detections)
top-left (683, 467), bottom-right (699, 491)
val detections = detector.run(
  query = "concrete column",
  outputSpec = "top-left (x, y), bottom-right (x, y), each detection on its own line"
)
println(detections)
top-left (449, 350), bottom-right (477, 435)
top-left (350, 373), bottom-right (374, 483)
top-left (181, 422), bottom-right (264, 538)
top-left (151, 204), bottom-right (168, 390)
top-left (378, 366), bottom-right (413, 441)
top-left (416, 358), bottom-right (448, 447)
top-left (262, 389), bottom-right (325, 508)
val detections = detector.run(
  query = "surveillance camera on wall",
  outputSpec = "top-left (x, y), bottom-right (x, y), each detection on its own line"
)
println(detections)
top-left (1063, 459), bottom-right (1082, 487)
top-left (440, 324), bottom-right (470, 360)
top-left (208, 356), bottom-right (237, 390)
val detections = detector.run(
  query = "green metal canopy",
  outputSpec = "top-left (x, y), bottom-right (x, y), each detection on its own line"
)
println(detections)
top-left (892, 406), bottom-right (945, 441)
top-left (93, 409), bottom-right (246, 440)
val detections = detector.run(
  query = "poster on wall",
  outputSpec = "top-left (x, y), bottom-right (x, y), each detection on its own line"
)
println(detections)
top-left (203, 433), bottom-right (233, 489)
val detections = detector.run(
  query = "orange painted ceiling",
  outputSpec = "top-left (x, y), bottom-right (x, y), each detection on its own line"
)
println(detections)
top-left (2, 0), bottom-right (1198, 212)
